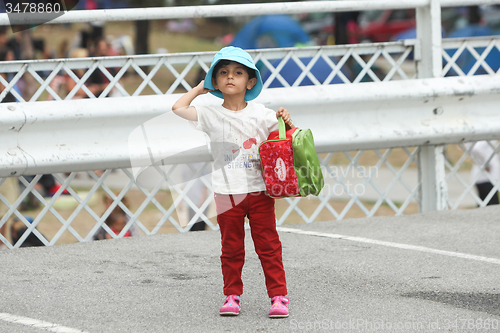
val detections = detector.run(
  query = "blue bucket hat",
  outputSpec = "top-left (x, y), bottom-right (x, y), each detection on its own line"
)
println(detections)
top-left (204, 46), bottom-right (263, 101)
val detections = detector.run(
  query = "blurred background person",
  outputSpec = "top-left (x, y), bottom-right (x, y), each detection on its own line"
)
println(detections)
top-left (0, 178), bottom-right (19, 249)
top-left (10, 215), bottom-right (45, 247)
top-left (87, 37), bottom-right (118, 98)
top-left (48, 47), bottom-right (90, 100)
top-left (466, 141), bottom-right (500, 206)
top-left (93, 194), bottom-right (139, 240)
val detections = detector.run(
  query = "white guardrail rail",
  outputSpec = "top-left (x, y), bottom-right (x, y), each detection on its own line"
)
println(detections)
top-left (1, 75), bottom-right (499, 177)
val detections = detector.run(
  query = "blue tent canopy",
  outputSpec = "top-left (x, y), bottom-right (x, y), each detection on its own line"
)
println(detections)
top-left (260, 57), bottom-right (346, 87)
top-left (445, 25), bottom-right (500, 76)
top-left (231, 15), bottom-right (311, 49)
top-left (231, 15), bottom-right (347, 86)
top-left (394, 27), bottom-right (446, 40)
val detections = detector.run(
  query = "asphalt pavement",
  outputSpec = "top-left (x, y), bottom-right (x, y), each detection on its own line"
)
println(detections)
top-left (0, 206), bottom-right (499, 333)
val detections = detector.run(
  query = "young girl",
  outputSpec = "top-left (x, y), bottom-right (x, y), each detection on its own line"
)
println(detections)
top-left (172, 46), bottom-right (294, 318)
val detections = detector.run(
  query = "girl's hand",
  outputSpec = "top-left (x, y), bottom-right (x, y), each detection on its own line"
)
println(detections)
top-left (277, 107), bottom-right (295, 128)
top-left (195, 80), bottom-right (212, 95)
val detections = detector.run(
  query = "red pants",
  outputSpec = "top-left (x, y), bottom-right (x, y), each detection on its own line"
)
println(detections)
top-left (215, 191), bottom-right (287, 298)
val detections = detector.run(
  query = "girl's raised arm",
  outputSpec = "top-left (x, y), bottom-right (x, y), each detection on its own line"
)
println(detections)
top-left (172, 81), bottom-right (211, 121)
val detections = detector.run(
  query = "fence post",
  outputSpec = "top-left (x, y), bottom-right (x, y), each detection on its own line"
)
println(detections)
top-left (416, 0), bottom-right (449, 212)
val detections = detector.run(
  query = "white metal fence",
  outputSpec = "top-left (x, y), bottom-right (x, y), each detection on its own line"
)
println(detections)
top-left (1, 0), bottom-right (500, 248)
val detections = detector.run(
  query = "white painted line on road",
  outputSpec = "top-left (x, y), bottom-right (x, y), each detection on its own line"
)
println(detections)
top-left (0, 312), bottom-right (89, 333)
top-left (277, 227), bottom-right (500, 265)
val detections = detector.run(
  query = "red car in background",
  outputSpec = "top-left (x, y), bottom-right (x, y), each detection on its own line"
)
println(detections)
top-left (357, 9), bottom-right (416, 43)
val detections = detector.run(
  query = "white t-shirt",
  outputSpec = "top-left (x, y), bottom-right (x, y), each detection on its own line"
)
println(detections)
top-left (194, 101), bottom-right (279, 194)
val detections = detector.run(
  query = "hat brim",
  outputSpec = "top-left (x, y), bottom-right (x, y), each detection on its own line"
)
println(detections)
top-left (204, 52), bottom-right (263, 101)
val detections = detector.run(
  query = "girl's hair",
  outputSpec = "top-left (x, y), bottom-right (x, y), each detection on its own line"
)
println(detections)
top-left (212, 60), bottom-right (256, 80)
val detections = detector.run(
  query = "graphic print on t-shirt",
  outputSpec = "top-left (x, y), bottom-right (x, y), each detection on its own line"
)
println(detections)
top-left (222, 117), bottom-right (260, 170)
top-left (243, 138), bottom-right (257, 149)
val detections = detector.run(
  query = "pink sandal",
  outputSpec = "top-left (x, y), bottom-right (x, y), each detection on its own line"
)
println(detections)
top-left (220, 295), bottom-right (241, 316)
top-left (269, 296), bottom-right (289, 318)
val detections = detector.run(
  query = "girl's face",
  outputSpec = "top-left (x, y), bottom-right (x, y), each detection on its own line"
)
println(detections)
top-left (212, 61), bottom-right (256, 98)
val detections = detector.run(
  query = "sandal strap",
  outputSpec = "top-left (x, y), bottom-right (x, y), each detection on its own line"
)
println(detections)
top-left (271, 296), bottom-right (289, 304)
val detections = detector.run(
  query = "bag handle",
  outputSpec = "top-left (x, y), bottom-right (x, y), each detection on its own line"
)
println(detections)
top-left (278, 116), bottom-right (286, 140)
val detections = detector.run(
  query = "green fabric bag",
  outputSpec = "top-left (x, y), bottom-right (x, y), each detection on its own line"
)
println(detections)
top-left (286, 119), bottom-right (325, 196)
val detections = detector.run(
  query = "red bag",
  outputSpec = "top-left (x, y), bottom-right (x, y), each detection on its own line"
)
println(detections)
top-left (259, 120), bottom-right (300, 198)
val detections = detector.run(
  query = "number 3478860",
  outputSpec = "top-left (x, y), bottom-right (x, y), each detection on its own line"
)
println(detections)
top-left (6, 2), bottom-right (61, 14)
